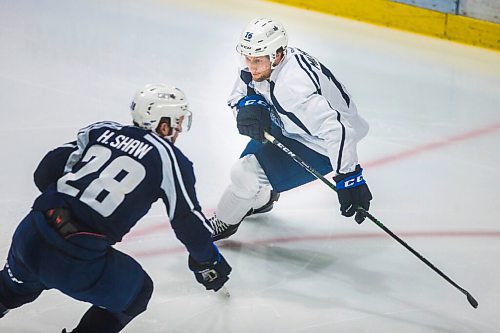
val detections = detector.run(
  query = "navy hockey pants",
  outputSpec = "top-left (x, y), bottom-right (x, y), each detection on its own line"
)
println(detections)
top-left (241, 126), bottom-right (333, 192)
top-left (0, 211), bottom-right (149, 315)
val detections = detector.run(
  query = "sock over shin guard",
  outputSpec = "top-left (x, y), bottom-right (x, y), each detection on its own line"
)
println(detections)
top-left (71, 273), bottom-right (153, 333)
top-left (72, 306), bottom-right (124, 333)
top-left (217, 155), bottom-right (271, 224)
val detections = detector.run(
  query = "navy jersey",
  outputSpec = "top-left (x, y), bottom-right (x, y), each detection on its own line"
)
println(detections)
top-left (32, 121), bottom-right (215, 262)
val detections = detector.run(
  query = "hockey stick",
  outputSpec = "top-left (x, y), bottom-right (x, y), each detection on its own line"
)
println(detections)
top-left (263, 131), bottom-right (478, 309)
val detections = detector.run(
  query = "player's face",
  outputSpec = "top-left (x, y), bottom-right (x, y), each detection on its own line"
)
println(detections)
top-left (157, 116), bottom-right (187, 144)
top-left (170, 116), bottom-right (185, 143)
top-left (244, 55), bottom-right (272, 82)
top-left (174, 116), bottom-right (185, 132)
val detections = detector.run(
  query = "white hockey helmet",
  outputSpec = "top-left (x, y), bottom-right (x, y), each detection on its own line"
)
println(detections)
top-left (130, 83), bottom-right (192, 133)
top-left (236, 18), bottom-right (287, 65)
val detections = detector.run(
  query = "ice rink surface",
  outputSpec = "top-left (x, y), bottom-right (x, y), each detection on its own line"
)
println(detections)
top-left (1, 0), bottom-right (499, 332)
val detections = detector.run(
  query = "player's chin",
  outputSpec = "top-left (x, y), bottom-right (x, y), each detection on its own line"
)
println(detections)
top-left (252, 75), bottom-right (266, 82)
top-left (171, 133), bottom-right (180, 144)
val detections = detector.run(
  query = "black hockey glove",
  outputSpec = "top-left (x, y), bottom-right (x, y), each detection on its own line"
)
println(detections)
top-left (333, 165), bottom-right (373, 224)
top-left (236, 94), bottom-right (272, 143)
top-left (188, 245), bottom-right (231, 292)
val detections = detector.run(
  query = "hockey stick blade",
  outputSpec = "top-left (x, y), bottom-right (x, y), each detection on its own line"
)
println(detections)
top-left (264, 131), bottom-right (479, 309)
top-left (466, 292), bottom-right (478, 309)
top-left (360, 207), bottom-right (479, 309)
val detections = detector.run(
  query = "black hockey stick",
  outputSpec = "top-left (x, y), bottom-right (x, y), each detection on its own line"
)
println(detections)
top-left (263, 131), bottom-right (478, 309)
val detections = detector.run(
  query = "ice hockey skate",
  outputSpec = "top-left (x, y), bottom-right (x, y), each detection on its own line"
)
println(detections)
top-left (210, 191), bottom-right (280, 241)
top-left (209, 215), bottom-right (241, 241)
top-left (0, 301), bottom-right (8, 318)
top-left (246, 190), bottom-right (280, 217)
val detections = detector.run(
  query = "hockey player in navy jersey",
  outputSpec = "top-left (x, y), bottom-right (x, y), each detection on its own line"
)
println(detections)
top-left (209, 18), bottom-right (373, 240)
top-left (0, 83), bottom-right (231, 332)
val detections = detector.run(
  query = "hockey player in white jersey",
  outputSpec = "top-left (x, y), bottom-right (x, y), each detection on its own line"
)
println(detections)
top-left (209, 18), bottom-right (373, 240)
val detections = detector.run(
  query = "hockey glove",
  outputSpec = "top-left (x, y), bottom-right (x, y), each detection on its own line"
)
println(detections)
top-left (236, 94), bottom-right (272, 143)
top-left (188, 245), bottom-right (231, 291)
top-left (333, 165), bottom-right (373, 223)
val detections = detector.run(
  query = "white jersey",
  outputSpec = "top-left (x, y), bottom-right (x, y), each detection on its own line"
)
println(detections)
top-left (228, 47), bottom-right (369, 174)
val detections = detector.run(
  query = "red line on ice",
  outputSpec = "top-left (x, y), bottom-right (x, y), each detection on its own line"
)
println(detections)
top-left (126, 121), bottom-right (500, 242)
top-left (364, 122), bottom-right (500, 168)
top-left (131, 230), bottom-right (500, 258)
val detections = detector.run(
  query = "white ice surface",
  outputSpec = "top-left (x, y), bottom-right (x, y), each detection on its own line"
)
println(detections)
top-left (1, 0), bottom-right (499, 332)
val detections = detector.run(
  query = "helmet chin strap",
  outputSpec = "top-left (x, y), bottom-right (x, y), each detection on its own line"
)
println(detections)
top-left (162, 133), bottom-right (174, 142)
top-left (161, 127), bottom-right (179, 141)
top-left (154, 118), bottom-right (179, 141)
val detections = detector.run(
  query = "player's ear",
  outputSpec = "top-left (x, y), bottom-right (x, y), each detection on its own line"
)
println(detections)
top-left (156, 118), bottom-right (172, 137)
top-left (273, 48), bottom-right (284, 65)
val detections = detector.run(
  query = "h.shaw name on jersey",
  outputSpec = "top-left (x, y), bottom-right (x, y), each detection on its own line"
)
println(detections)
top-left (33, 121), bottom-right (214, 262)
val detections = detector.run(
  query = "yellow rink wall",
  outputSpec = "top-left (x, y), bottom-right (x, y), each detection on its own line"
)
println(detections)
top-left (267, 0), bottom-right (500, 51)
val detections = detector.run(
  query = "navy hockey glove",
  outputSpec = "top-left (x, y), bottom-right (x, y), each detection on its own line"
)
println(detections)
top-left (333, 165), bottom-right (373, 223)
top-left (188, 245), bottom-right (231, 291)
top-left (236, 94), bottom-right (272, 143)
